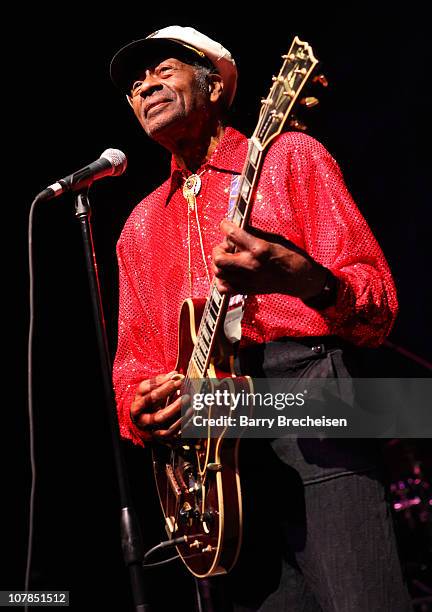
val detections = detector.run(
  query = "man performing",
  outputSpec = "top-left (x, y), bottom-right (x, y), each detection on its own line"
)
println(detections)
top-left (110, 25), bottom-right (412, 611)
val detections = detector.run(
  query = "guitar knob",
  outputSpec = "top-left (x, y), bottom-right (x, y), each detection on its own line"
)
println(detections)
top-left (179, 501), bottom-right (192, 524)
top-left (300, 96), bottom-right (319, 108)
top-left (179, 510), bottom-right (189, 524)
top-left (202, 510), bottom-right (215, 525)
top-left (312, 73), bottom-right (328, 87)
top-left (289, 116), bottom-right (308, 131)
top-left (202, 545), bottom-right (216, 553)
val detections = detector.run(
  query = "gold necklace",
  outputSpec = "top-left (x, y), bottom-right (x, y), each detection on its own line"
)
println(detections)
top-left (183, 169), bottom-right (211, 295)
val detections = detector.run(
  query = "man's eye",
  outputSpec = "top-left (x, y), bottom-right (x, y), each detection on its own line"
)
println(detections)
top-left (158, 66), bottom-right (173, 74)
top-left (132, 81), bottom-right (143, 91)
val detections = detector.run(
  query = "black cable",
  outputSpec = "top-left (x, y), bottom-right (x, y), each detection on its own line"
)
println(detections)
top-left (140, 535), bottom-right (189, 570)
top-left (142, 535), bottom-right (188, 563)
top-left (142, 554), bottom-right (181, 569)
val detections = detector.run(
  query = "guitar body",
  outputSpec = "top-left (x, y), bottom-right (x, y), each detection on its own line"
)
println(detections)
top-left (152, 298), bottom-right (251, 577)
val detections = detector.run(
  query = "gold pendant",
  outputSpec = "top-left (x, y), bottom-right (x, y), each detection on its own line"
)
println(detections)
top-left (182, 174), bottom-right (202, 211)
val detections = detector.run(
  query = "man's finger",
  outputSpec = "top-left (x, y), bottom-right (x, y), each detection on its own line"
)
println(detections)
top-left (136, 370), bottom-right (177, 395)
top-left (147, 378), bottom-right (182, 407)
top-left (220, 219), bottom-right (256, 250)
top-left (131, 378), bottom-right (182, 423)
top-left (152, 396), bottom-right (183, 424)
top-left (136, 378), bottom-right (181, 412)
top-left (152, 416), bottom-right (183, 439)
top-left (214, 278), bottom-right (234, 294)
top-left (134, 395), bottom-right (182, 429)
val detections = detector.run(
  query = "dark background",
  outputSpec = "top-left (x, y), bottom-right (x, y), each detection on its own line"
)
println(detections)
top-left (7, 5), bottom-right (431, 611)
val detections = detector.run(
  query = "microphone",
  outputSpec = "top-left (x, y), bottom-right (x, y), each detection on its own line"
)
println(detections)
top-left (36, 148), bottom-right (127, 201)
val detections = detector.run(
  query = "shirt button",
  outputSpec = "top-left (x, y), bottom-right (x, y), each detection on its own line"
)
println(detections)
top-left (311, 345), bottom-right (323, 354)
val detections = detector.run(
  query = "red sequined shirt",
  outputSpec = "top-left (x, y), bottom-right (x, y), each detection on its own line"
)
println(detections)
top-left (113, 127), bottom-right (398, 445)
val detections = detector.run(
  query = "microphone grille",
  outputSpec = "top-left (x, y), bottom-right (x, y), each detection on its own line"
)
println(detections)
top-left (100, 148), bottom-right (128, 176)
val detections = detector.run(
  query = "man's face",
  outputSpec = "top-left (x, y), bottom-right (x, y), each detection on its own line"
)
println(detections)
top-left (127, 57), bottom-right (212, 141)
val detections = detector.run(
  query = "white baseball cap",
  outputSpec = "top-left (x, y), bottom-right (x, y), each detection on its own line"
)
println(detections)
top-left (110, 25), bottom-right (238, 107)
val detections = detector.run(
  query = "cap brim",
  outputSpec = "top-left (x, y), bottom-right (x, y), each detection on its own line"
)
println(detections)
top-left (110, 38), bottom-right (214, 94)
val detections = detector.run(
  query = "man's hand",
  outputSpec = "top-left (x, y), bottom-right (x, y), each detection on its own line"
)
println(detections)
top-left (212, 219), bottom-right (328, 299)
top-left (130, 371), bottom-right (184, 440)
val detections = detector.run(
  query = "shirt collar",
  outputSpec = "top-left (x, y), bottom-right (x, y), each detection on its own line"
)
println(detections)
top-left (169, 126), bottom-right (247, 178)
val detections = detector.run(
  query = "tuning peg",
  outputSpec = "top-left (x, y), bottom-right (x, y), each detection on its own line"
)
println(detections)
top-left (300, 96), bottom-right (319, 108)
top-left (289, 116), bottom-right (308, 131)
top-left (312, 74), bottom-right (328, 87)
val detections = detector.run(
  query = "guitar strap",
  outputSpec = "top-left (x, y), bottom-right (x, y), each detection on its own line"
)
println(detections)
top-left (224, 174), bottom-right (247, 343)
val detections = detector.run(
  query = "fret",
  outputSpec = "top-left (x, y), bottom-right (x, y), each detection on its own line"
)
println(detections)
top-left (235, 195), bottom-right (248, 216)
top-left (206, 298), bottom-right (219, 317)
top-left (189, 358), bottom-right (203, 379)
top-left (193, 343), bottom-right (202, 362)
top-left (202, 316), bottom-right (212, 332)
top-left (201, 324), bottom-right (210, 341)
top-left (207, 298), bottom-right (218, 316)
top-left (198, 343), bottom-right (209, 364)
top-left (186, 363), bottom-right (193, 380)
top-left (232, 209), bottom-right (244, 226)
top-left (195, 343), bottom-right (208, 367)
top-left (245, 162), bottom-right (256, 186)
top-left (207, 292), bottom-right (218, 310)
top-left (209, 302), bottom-right (219, 321)
top-left (192, 342), bottom-right (204, 364)
top-left (200, 307), bottom-right (212, 330)
top-left (241, 178), bottom-right (252, 201)
top-left (204, 320), bottom-right (214, 337)
top-left (249, 143), bottom-right (260, 166)
top-left (212, 289), bottom-right (222, 307)
top-left (193, 350), bottom-right (205, 373)
top-left (201, 326), bottom-right (211, 345)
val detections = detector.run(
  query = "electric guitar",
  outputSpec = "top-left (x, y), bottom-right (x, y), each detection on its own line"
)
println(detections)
top-left (152, 37), bottom-right (320, 578)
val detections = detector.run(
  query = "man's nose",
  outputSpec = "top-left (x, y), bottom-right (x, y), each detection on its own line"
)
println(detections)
top-left (138, 72), bottom-right (162, 97)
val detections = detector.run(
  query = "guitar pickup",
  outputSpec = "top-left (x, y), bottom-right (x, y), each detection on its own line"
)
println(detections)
top-left (165, 464), bottom-right (181, 499)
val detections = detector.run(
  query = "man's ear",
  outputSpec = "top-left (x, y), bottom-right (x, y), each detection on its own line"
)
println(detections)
top-left (126, 94), bottom-right (134, 108)
top-left (208, 73), bottom-right (224, 103)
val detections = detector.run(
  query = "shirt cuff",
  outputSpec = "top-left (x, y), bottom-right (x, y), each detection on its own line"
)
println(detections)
top-left (301, 268), bottom-right (339, 310)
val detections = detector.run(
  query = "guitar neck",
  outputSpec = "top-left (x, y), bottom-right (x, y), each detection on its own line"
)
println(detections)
top-left (229, 141), bottom-right (265, 229)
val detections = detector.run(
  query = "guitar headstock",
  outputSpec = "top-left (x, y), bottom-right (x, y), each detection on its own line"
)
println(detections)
top-left (252, 37), bottom-right (319, 150)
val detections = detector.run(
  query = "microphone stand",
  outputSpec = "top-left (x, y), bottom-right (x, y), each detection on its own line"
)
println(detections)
top-left (74, 190), bottom-right (150, 612)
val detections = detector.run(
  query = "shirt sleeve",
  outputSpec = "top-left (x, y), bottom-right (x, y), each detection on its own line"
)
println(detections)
top-left (286, 134), bottom-right (398, 346)
top-left (112, 235), bottom-right (165, 446)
